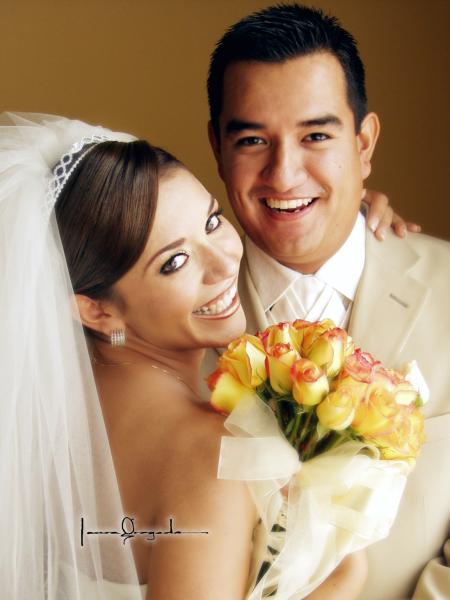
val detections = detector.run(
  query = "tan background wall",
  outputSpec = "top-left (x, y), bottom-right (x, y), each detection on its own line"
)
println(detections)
top-left (2, 0), bottom-right (449, 239)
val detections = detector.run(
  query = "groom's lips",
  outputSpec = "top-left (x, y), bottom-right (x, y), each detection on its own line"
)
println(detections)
top-left (260, 196), bottom-right (320, 219)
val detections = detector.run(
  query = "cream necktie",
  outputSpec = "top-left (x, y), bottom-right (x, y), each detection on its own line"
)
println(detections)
top-left (267, 275), bottom-right (351, 327)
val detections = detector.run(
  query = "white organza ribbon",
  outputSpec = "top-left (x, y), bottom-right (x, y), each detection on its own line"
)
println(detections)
top-left (218, 395), bottom-right (411, 599)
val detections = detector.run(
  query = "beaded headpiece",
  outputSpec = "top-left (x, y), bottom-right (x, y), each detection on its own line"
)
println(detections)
top-left (45, 134), bottom-right (112, 214)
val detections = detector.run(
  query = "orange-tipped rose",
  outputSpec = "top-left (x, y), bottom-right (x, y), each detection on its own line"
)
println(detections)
top-left (296, 319), bottom-right (336, 355)
top-left (372, 366), bottom-right (419, 406)
top-left (219, 334), bottom-right (267, 388)
top-left (266, 343), bottom-right (300, 394)
top-left (291, 358), bottom-right (329, 406)
top-left (317, 388), bottom-right (357, 431)
top-left (371, 406), bottom-right (425, 462)
top-left (339, 349), bottom-right (379, 385)
top-left (351, 386), bottom-right (399, 437)
top-left (259, 322), bottom-right (300, 353)
top-left (208, 369), bottom-right (251, 414)
top-left (305, 327), bottom-right (351, 378)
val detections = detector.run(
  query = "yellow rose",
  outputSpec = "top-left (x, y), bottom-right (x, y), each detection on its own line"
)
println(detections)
top-left (333, 379), bottom-right (368, 408)
top-left (291, 358), bottom-right (329, 406)
top-left (266, 343), bottom-right (300, 394)
top-left (373, 406), bottom-right (425, 462)
top-left (339, 349), bottom-right (379, 384)
top-left (296, 319), bottom-right (336, 355)
top-left (207, 369), bottom-right (251, 414)
top-left (259, 322), bottom-right (300, 353)
top-left (305, 327), bottom-right (350, 378)
top-left (373, 366), bottom-right (419, 406)
top-left (219, 334), bottom-right (267, 388)
top-left (317, 388), bottom-right (357, 431)
top-left (351, 385), bottom-right (399, 437)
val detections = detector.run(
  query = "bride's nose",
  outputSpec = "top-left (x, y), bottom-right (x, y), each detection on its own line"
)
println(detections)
top-left (201, 241), bottom-right (241, 285)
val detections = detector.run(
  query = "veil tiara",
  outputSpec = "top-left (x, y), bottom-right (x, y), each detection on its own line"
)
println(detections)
top-left (45, 133), bottom-right (112, 214)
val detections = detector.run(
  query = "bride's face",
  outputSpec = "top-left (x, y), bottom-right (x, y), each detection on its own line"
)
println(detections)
top-left (113, 167), bottom-right (245, 351)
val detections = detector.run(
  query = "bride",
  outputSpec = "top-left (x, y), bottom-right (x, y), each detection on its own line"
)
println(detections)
top-left (0, 113), bottom-right (405, 599)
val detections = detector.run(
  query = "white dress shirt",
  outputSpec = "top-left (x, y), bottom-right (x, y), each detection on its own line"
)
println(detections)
top-left (245, 213), bottom-right (366, 328)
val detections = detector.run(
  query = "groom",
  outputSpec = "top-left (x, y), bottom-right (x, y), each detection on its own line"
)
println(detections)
top-left (205, 4), bottom-right (450, 599)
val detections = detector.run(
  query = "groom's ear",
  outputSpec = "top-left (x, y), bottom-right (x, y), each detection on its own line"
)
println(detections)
top-left (208, 120), bottom-right (225, 181)
top-left (357, 112), bottom-right (380, 180)
top-left (72, 294), bottom-right (124, 338)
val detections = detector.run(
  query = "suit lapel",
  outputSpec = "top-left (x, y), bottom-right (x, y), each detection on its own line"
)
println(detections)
top-left (349, 232), bottom-right (429, 366)
top-left (238, 254), bottom-right (270, 335)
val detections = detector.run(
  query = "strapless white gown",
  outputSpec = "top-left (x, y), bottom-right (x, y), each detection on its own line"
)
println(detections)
top-left (59, 563), bottom-right (146, 599)
top-left (60, 394), bottom-right (410, 600)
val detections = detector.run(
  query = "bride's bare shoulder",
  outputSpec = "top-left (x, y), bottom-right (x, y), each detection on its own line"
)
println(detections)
top-left (147, 390), bottom-right (257, 600)
top-left (157, 392), bottom-right (230, 488)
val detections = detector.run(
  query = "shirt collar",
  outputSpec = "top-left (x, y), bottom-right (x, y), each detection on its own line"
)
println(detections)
top-left (245, 212), bottom-right (366, 311)
top-left (315, 212), bottom-right (366, 300)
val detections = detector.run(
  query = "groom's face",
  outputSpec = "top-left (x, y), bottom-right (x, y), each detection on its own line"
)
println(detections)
top-left (210, 52), bottom-right (376, 274)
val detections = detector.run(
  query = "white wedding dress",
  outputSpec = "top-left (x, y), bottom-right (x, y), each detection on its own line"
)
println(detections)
top-left (58, 563), bottom-right (147, 599)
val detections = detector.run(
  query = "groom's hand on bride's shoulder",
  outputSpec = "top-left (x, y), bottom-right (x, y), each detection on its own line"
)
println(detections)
top-left (363, 188), bottom-right (421, 241)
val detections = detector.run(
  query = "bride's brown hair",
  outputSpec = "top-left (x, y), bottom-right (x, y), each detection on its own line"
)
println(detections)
top-left (55, 140), bottom-right (181, 301)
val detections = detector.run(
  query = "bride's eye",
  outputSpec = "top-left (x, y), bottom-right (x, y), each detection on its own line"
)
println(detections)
top-left (206, 209), bottom-right (223, 233)
top-left (160, 252), bottom-right (189, 275)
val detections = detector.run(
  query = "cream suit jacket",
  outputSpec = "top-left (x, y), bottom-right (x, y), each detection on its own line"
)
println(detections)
top-left (227, 229), bottom-right (450, 600)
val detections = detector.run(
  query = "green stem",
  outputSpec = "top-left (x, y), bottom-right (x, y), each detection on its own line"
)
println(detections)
top-left (321, 431), bottom-right (350, 453)
top-left (298, 409), bottom-right (314, 445)
top-left (287, 411), bottom-right (303, 444)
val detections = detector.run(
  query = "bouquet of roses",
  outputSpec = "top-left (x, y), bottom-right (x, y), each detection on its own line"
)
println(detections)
top-left (207, 319), bottom-right (427, 599)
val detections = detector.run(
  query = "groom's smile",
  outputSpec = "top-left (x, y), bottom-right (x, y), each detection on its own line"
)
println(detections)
top-left (210, 52), bottom-right (379, 275)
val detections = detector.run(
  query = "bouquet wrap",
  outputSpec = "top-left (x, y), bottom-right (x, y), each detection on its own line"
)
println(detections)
top-left (209, 320), bottom-right (427, 599)
top-left (219, 394), bottom-right (410, 599)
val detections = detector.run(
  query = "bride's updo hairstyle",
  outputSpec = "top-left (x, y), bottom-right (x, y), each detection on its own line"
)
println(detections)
top-left (54, 140), bottom-right (181, 301)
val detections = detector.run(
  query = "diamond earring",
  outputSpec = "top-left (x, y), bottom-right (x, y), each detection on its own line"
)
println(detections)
top-left (110, 329), bottom-right (126, 347)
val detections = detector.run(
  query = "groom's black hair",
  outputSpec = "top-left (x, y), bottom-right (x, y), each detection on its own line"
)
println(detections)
top-left (207, 3), bottom-right (368, 138)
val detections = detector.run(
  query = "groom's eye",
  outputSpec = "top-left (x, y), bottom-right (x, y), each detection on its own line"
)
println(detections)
top-left (303, 132), bottom-right (330, 142)
top-left (160, 252), bottom-right (189, 275)
top-left (236, 136), bottom-right (265, 147)
top-left (206, 209), bottom-right (223, 233)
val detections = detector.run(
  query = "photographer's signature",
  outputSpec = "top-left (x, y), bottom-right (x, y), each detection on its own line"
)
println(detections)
top-left (81, 517), bottom-right (208, 546)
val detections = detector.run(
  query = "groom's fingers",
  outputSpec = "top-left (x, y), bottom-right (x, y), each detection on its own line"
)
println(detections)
top-left (363, 188), bottom-right (422, 240)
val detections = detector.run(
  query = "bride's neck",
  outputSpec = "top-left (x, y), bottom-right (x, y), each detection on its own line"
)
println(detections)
top-left (91, 339), bottom-right (205, 398)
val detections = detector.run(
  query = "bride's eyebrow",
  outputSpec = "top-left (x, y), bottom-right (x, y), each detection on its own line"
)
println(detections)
top-left (144, 195), bottom-right (217, 273)
top-left (144, 238), bottom-right (186, 273)
top-left (208, 194), bottom-right (217, 213)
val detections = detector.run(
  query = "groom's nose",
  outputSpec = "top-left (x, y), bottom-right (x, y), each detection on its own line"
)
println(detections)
top-left (261, 140), bottom-right (309, 192)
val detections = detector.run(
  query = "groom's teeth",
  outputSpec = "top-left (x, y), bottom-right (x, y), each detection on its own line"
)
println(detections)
top-left (265, 198), bottom-right (314, 210)
top-left (193, 285), bottom-right (237, 316)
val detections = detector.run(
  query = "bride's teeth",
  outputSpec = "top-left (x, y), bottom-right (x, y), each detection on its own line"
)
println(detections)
top-left (216, 300), bottom-right (225, 312)
top-left (266, 198), bottom-right (313, 210)
top-left (194, 284), bottom-right (237, 316)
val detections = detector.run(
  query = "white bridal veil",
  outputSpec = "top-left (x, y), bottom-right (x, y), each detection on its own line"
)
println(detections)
top-left (0, 113), bottom-right (142, 598)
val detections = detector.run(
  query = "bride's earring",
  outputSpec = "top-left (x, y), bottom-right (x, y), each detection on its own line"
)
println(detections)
top-left (110, 328), bottom-right (126, 347)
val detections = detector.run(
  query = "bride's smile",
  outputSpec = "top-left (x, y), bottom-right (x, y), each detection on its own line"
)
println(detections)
top-left (193, 279), bottom-right (239, 317)
top-left (112, 167), bottom-right (246, 353)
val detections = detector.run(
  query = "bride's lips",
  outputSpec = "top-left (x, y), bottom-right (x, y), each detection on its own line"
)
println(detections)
top-left (192, 280), bottom-right (240, 319)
